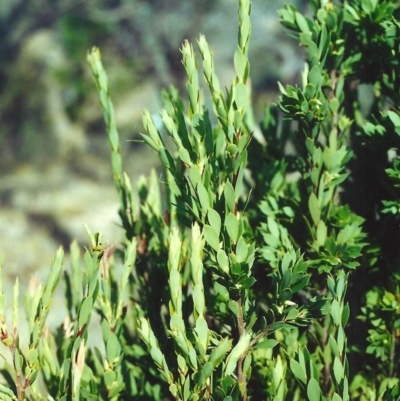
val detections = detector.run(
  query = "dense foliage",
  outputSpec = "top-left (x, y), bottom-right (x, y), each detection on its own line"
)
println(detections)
top-left (0, 0), bottom-right (399, 400)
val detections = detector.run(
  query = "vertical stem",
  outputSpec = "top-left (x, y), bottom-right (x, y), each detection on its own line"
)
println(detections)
top-left (237, 297), bottom-right (247, 401)
top-left (389, 329), bottom-right (396, 377)
top-left (12, 345), bottom-right (24, 400)
top-left (232, 134), bottom-right (249, 400)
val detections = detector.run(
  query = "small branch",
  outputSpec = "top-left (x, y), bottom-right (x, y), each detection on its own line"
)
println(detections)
top-left (249, 325), bottom-right (270, 348)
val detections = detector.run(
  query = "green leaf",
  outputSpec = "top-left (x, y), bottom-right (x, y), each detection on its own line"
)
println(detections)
top-left (331, 299), bottom-right (342, 326)
top-left (290, 359), bottom-right (307, 384)
top-left (316, 220), bottom-right (327, 246)
top-left (225, 213), bottom-right (239, 243)
top-left (104, 369), bottom-right (116, 387)
top-left (224, 332), bottom-right (251, 377)
top-left (235, 165), bottom-right (245, 199)
top-left (291, 275), bottom-right (310, 293)
top-left (240, 276), bottom-right (256, 289)
top-left (234, 110), bottom-right (243, 132)
top-left (329, 97), bottom-right (340, 114)
top-left (184, 378), bottom-right (193, 401)
top-left (327, 275), bottom-right (336, 296)
top-left (295, 12), bottom-right (311, 34)
top-left (193, 286), bottom-right (206, 320)
top-left (308, 65), bottom-right (322, 87)
top-left (333, 356), bottom-right (344, 383)
top-left (106, 334), bottom-right (121, 362)
top-left (0, 383), bottom-right (17, 398)
top-left (169, 384), bottom-right (178, 397)
top-left (273, 356), bottom-right (285, 392)
top-left (256, 339), bottom-right (278, 349)
top-left (189, 165), bottom-right (202, 187)
top-left (308, 192), bottom-right (321, 226)
top-left (159, 148), bottom-right (175, 171)
top-left (281, 251), bottom-right (292, 273)
top-left (178, 147), bottom-right (192, 165)
top-left (202, 361), bottom-right (214, 380)
top-left (286, 308), bottom-right (299, 320)
top-left (387, 111), bottom-right (400, 128)
top-left (282, 269), bottom-right (292, 289)
top-left (228, 300), bottom-right (240, 317)
top-left (197, 183), bottom-right (210, 211)
top-left (227, 143), bottom-right (238, 156)
top-left (195, 316), bottom-right (209, 351)
top-left (210, 337), bottom-right (232, 368)
top-left (78, 297), bottom-right (94, 329)
top-left (332, 393), bottom-right (343, 401)
top-left (337, 326), bottom-right (345, 353)
top-left (217, 250), bottom-right (230, 274)
top-left (336, 274), bottom-right (346, 300)
top-left (236, 237), bottom-right (248, 262)
top-left (14, 348), bottom-right (24, 372)
top-left (307, 378), bottom-right (321, 401)
top-left (234, 48), bottom-right (247, 80)
top-left (27, 348), bottom-right (39, 366)
top-left (305, 83), bottom-right (316, 99)
top-left (279, 288), bottom-right (292, 303)
top-left (204, 225), bottom-right (220, 251)
top-left (235, 83), bottom-right (248, 110)
top-left (208, 209), bottom-right (221, 236)
top-left (361, 0), bottom-right (375, 14)
top-left (342, 304), bottom-right (350, 327)
top-left (150, 347), bottom-right (165, 368)
top-left (224, 181), bottom-right (236, 212)
top-left (269, 322), bottom-right (285, 332)
top-left (329, 335), bottom-right (339, 358)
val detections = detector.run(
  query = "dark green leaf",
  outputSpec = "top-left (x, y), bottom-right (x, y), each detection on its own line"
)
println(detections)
top-left (279, 288), bottom-right (293, 303)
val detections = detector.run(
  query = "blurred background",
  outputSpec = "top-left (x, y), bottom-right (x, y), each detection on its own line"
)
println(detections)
top-left (0, 0), bottom-right (305, 293)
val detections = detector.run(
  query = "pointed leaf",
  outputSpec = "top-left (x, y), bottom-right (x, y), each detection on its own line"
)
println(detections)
top-left (307, 378), bottom-right (321, 401)
top-left (290, 359), bottom-right (307, 385)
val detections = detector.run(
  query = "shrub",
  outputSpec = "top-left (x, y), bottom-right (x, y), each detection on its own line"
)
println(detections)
top-left (0, 0), bottom-right (399, 400)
